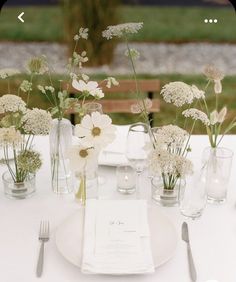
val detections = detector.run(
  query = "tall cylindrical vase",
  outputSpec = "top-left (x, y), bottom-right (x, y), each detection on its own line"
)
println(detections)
top-left (202, 147), bottom-right (233, 204)
top-left (49, 118), bottom-right (74, 194)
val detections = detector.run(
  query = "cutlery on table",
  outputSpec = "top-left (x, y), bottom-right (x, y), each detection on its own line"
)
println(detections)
top-left (181, 221), bottom-right (197, 282)
top-left (36, 220), bottom-right (50, 277)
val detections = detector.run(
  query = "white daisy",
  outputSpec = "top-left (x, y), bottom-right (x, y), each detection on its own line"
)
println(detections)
top-left (74, 112), bottom-right (116, 149)
top-left (72, 79), bottom-right (104, 98)
top-left (67, 142), bottom-right (97, 172)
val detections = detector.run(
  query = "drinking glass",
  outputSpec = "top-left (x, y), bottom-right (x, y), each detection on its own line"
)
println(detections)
top-left (203, 147), bottom-right (233, 204)
top-left (179, 170), bottom-right (207, 220)
top-left (83, 102), bottom-right (103, 114)
top-left (125, 123), bottom-right (150, 198)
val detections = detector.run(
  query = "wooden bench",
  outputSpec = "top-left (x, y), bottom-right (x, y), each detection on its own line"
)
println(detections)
top-left (65, 79), bottom-right (161, 126)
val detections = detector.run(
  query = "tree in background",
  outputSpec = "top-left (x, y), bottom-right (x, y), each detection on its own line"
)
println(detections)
top-left (62, 0), bottom-right (120, 66)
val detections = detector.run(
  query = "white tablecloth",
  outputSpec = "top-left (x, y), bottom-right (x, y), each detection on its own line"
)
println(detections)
top-left (0, 131), bottom-right (236, 282)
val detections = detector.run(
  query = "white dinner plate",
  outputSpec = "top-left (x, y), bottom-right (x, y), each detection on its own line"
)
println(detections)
top-left (55, 205), bottom-right (178, 272)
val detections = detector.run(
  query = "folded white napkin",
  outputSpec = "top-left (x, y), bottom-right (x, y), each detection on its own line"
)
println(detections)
top-left (98, 126), bottom-right (129, 166)
top-left (82, 199), bottom-right (154, 274)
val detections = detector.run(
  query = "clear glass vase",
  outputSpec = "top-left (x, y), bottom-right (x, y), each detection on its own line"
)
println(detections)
top-left (2, 171), bottom-right (36, 199)
top-left (202, 147), bottom-right (233, 204)
top-left (49, 118), bottom-right (74, 194)
top-left (151, 177), bottom-right (185, 207)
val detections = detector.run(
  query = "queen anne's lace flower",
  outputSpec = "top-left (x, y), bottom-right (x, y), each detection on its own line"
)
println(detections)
top-left (182, 108), bottom-right (210, 126)
top-left (74, 112), bottom-right (116, 149)
top-left (0, 94), bottom-right (26, 114)
top-left (191, 85), bottom-right (205, 99)
top-left (160, 82), bottom-right (194, 107)
top-left (154, 125), bottom-right (188, 148)
top-left (22, 108), bottom-right (52, 135)
top-left (0, 127), bottom-right (22, 147)
top-left (20, 80), bottom-right (32, 92)
top-left (148, 148), bottom-right (193, 177)
top-left (0, 68), bottom-right (20, 79)
top-left (26, 56), bottom-right (48, 74)
top-left (131, 98), bottom-right (152, 114)
top-left (102, 22), bottom-right (143, 39)
top-left (125, 48), bottom-right (140, 60)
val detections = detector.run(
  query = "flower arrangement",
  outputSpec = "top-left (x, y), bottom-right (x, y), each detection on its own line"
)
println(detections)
top-left (0, 93), bottom-right (51, 185)
top-left (182, 65), bottom-right (236, 148)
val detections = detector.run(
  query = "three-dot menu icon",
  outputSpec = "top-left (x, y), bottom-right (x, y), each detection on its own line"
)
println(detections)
top-left (204, 19), bottom-right (218, 24)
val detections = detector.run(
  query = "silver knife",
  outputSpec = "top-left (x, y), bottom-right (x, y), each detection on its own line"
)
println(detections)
top-left (182, 222), bottom-right (197, 282)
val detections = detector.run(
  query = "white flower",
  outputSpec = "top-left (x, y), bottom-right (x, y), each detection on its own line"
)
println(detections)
top-left (45, 86), bottom-right (55, 93)
top-left (37, 85), bottom-right (46, 94)
top-left (0, 94), bottom-right (26, 114)
top-left (102, 22), bottom-right (143, 39)
top-left (160, 82), bottom-right (194, 107)
top-left (81, 74), bottom-right (89, 82)
top-left (106, 77), bottom-right (119, 88)
top-left (26, 56), bottom-right (48, 74)
top-left (92, 88), bottom-right (104, 99)
top-left (191, 85), bottom-right (205, 99)
top-left (20, 80), bottom-right (32, 92)
top-left (0, 68), bottom-right (20, 79)
top-left (79, 27), bottom-right (89, 39)
top-left (131, 98), bottom-right (152, 114)
top-left (148, 147), bottom-right (193, 177)
top-left (214, 80), bottom-right (222, 94)
top-left (72, 51), bottom-right (88, 68)
top-left (182, 108), bottom-right (210, 126)
top-left (22, 108), bottom-right (52, 135)
top-left (68, 142), bottom-right (97, 172)
top-left (210, 107), bottom-right (227, 125)
top-left (74, 34), bottom-right (80, 41)
top-left (203, 64), bottom-right (224, 81)
top-left (74, 112), bottom-right (116, 149)
top-left (125, 48), bottom-right (140, 60)
top-left (72, 79), bottom-right (104, 98)
top-left (153, 125), bottom-right (188, 148)
top-left (0, 127), bottom-right (22, 147)
top-left (203, 65), bottom-right (224, 94)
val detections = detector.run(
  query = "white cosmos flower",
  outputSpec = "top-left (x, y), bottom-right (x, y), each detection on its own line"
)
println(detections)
top-left (74, 112), bottom-right (116, 149)
top-left (67, 142), bottom-right (97, 172)
top-left (72, 79), bottom-right (104, 98)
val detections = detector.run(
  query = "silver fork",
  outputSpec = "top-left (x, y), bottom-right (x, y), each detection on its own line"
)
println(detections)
top-left (36, 220), bottom-right (50, 277)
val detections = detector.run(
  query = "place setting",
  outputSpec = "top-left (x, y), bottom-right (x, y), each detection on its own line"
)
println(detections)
top-left (0, 1), bottom-right (236, 281)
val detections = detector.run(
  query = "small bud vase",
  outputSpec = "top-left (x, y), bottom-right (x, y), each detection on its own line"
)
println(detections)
top-left (49, 118), bottom-right (74, 194)
top-left (2, 171), bottom-right (36, 199)
top-left (151, 176), bottom-right (185, 207)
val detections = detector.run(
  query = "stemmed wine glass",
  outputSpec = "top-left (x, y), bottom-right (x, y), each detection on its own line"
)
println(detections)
top-left (125, 123), bottom-right (150, 198)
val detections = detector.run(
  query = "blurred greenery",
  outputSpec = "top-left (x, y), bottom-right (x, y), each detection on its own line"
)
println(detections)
top-left (0, 6), bottom-right (235, 42)
top-left (1, 74), bottom-right (235, 134)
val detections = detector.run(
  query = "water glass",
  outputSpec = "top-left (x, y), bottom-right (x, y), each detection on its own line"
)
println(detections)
top-left (179, 170), bottom-right (207, 219)
top-left (203, 147), bottom-right (233, 204)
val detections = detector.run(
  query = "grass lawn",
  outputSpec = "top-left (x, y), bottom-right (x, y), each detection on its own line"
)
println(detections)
top-left (1, 74), bottom-right (235, 134)
top-left (0, 6), bottom-right (235, 42)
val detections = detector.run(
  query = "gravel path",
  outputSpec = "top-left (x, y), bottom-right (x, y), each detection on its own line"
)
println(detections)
top-left (1, 41), bottom-right (236, 75)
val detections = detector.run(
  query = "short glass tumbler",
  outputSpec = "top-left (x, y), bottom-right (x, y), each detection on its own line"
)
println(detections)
top-left (151, 177), bottom-right (185, 207)
top-left (2, 171), bottom-right (36, 199)
top-left (116, 165), bottom-right (136, 194)
top-left (179, 170), bottom-right (207, 219)
top-left (203, 147), bottom-right (233, 204)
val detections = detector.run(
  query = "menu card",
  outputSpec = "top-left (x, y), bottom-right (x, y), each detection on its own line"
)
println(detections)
top-left (81, 199), bottom-right (154, 274)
